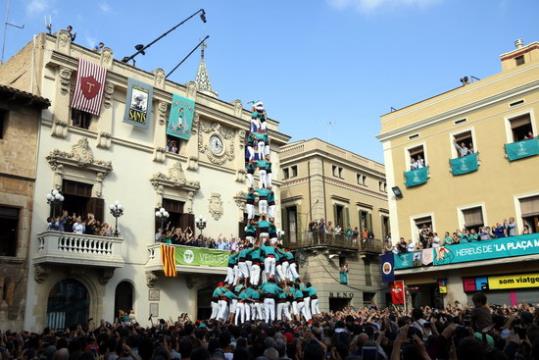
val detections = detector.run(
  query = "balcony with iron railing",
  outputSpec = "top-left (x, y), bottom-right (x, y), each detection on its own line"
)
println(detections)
top-left (34, 231), bottom-right (124, 268)
top-left (284, 232), bottom-right (383, 254)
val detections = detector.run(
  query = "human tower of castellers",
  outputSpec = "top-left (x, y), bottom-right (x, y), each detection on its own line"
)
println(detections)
top-left (210, 102), bottom-right (320, 325)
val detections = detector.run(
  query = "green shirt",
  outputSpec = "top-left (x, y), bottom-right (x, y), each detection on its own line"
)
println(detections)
top-left (247, 248), bottom-right (262, 262)
top-left (228, 253), bottom-right (239, 266)
top-left (261, 244), bottom-right (276, 257)
top-left (245, 224), bottom-right (257, 236)
top-left (212, 288), bottom-right (224, 298)
top-left (267, 191), bottom-right (275, 203)
top-left (246, 287), bottom-right (260, 300)
top-left (307, 286), bottom-right (317, 297)
top-left (261, 282), bottom-right (282, 296)
top-left (256, 159), bottom-right (271, 171)
top-left (444, 236), bottom-right (453, 245)
top-left (257, 187), bottom-right (271, 198)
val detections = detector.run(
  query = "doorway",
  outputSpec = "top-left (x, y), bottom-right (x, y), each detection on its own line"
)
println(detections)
top-left (114, 281), bottom-right (134, 321)
top-left (329, 297), bottom-right (350, 312)
top-left (47, 279), bottom-right (89, 330)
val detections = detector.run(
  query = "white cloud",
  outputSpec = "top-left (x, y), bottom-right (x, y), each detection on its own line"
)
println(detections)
top-left (327, 0), bottom-right (441, 13)
top-left (98, 1), bottom-right (112, 13)
top-left (26, 0), bottom-right (48, 16)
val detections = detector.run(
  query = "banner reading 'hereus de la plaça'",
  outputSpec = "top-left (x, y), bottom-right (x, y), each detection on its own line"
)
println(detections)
top-left (123, 78), bottom-right (153, 129)
top-left (167, 94), bottom-right (195, 140)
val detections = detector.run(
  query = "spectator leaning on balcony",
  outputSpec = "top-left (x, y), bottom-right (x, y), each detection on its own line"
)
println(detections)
top-left (494, 222), bottom-right (506, 238)
top-left (507, 217), bottom-right (518, 236)
top-left (454, 139), bottom-right (473, 157)
top-left (396, 237), bottom-right (408, 253)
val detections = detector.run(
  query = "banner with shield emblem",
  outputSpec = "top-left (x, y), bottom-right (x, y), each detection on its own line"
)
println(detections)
top-left (167, 94), bottom-right (195, 140)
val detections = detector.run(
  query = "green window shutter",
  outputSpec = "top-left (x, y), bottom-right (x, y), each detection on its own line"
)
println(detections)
top-left (345, 207), bottom-right (350, 228)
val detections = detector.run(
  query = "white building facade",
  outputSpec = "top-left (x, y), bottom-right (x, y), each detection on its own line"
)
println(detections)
top-left (0, 32), bottom-right (289, 331)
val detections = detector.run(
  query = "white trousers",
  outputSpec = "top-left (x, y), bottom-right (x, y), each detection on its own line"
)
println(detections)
top-left (255, 302), bottom-right (264, 320)
top-left (233, 265), bottom-right (240, 285)
top-left (276, 264), bottom-right (286, 282)
top-left (250, 264), bottom-right (261, 286)
top-left (297, 301), bottom-right (305, 319)
top-left (281, 261), bottom-right (289, 281)
top-left (225, 267), bottom-right (235, 285)
top-left (247, 146), bottom-right (255, 161)
top-left (260, 121), bottom-right (267, 131)
top-left (259, 170), bottom-right (267, 188)
top-left (247, 203), bottom-right (255, 220)
top-left (264, 298), bottom-right (275, 323)
top-left (250, 119), bottom-right (259, 133)
top-left (210, 301), bottom-right (219, 320)
top-left (235, 302), bottom-right (250, 325)
top-left (265, 144), bottom-right (270, 156)
top-left (217, 300), bottom-right (228, 321)
top-left (264, 257), bottom-right (276, 276)
top-left (257, 141), bottom-right (265, 159)
top-left (246, 235), bottom-right (255, 245)
top-left (276, 302), bottom-right (291, 321)
top-left (238, 262), bottom-right (249, 280)
top-left (303, 297), bottom-right (312, 321)
top-left (288, 263), bottom-right (299, 281)
top-left (259, 199), bottom-right (268, 215)
top-left (269, 204), bottom-right (276, 218)
top-left (247, 173), bottom-right (254, 189)
top-left (311, 298), bottom-right (320, 315)
top-left (267, 172), bottom-right (272, 188)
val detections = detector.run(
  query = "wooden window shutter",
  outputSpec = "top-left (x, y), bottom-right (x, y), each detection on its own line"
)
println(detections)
top-left (367, 212), bottom-right (373, 233)
top-left (344, 207), bottom-right (350, 228)
top-left (86, 198), bottom-right (105, 223)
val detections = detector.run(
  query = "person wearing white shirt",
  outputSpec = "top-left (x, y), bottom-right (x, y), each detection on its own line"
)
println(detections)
top-left (432, 233), bottom-right (440, 248)
top-left (73, 216), bottom-right (84, 234)
top-left (407, 240), bottom-right (417, 252)
top-left (454, 140), bottom-right (472, 158)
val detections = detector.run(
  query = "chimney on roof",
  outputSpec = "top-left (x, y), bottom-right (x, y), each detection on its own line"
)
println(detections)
top-left (515, 39), bottom-right (524, 49)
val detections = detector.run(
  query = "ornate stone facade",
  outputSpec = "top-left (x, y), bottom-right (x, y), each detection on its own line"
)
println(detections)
top-left (208, 193), bottom-right (224, 220)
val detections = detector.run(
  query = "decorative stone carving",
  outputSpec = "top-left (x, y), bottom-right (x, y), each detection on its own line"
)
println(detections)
top-left (97, 131), bottom-right (112, 149)
top-left (46, 139), bottom-right (113, 192)
top-left (100, 47), bottom-right (114, 68)
top-left (154, 68), bottom-right (166, 89)
top-left (157, 101), bottom-right (168, 125)
top-left (191, 112), bottom-right (199, 134)
top-left (238, 130), bottom-right (246, 149)
top-left (150, 162), bottom-right (200, 211)
top-left (55, 30), bottom-right (71, 53)
top-left (146, 271), bottom-right (158, 288)
top-left (187, 156), bottom-right (199, 171)
top-left (186, 80), bottom-right (197, 99)
top-left (51, 119), bottom-right (68, 138)
top-left (153, 147), bottom-right (166, 163)
top-left (59, 68), bottom-right (72, 95)
top-left (234, 191), bottom-right (246, 213)
top-left (199, 121), bottom-right (235, 165)
top-left (208, 193), bottom-right (224, 221)
top-left (95, 172), bottom-right (105, 197)
top-left (98, 268), bottom-right (115, 285)
top-left (232, 99), bottom-right (243, 117)
top-left (236, 169), bottom-right (246, 183)
top-left (103, 81), bottom-right (114, 109)
top-left (34, 265), bottom-right (49, 283)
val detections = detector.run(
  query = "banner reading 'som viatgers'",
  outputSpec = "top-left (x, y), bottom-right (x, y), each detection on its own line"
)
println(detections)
top-left (174, 246), bottom-right (229, 267)
top-left (123, 78), bottom-right (153, 129)
top-left (167, 94), bottom-right (195, 140)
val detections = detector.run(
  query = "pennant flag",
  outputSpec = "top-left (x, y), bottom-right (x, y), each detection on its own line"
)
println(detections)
top-left (160, 244), bottom-right (177, 277)
top-left (390, 280), bottom-right (405, 305)
top-left (167, 94), bottom-right (195, 140)
top-left (124, 78), bottom-right (153, 129)
top-left (71, 58), bottom-right (107, 116)
top-left (421, 248), bottom-right (433, 266)
top-left (380, 252), bottom-right (395, 283)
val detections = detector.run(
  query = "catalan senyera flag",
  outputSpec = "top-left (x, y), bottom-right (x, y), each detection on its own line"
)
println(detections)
top-left (71, 58), bottom-right (107, 116)
top-left (160, 244), bottom-right (177, 277)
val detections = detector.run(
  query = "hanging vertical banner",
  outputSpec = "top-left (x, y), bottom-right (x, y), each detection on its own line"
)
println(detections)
top-left (390, 280), bottom-right (405, 305)
top-left (71, 58), bottom-right (107, 116)
top-left (167, 94), bottom-right (195, 140)
top-left (381, 252), bottom-right (395, 283)
top-left (123, 78), bottom-right (153, 129)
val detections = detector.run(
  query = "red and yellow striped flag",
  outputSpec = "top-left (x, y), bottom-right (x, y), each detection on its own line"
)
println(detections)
top-left (160, 244), bottom-right (177, 277)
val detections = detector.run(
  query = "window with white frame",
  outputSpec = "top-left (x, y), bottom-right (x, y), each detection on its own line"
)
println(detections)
top-left (460, 206), bottom-right (484, 232)
top-left (508, 113), bottom-right (534, 142)
top-left (283, 168), bottom-right (290, 180)
top-left (408, 145), bottom-right (426, 170)
top-left (452, 130), bottom-right (475, 158)
top-left (520, 195), bottom-right (539, 234)
top-left (291, 165), bottom-right (298, 177)
top-left (357, 173), bottom-right (366, 185)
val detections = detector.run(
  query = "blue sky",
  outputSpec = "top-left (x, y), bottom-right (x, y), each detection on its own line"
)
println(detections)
top-left (3, 0), bottom-right (539, 162)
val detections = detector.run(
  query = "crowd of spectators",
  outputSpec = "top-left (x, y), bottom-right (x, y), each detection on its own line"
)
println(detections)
top-left (47, 211), bottom-right (113, 237)
top-left (4, 293), bottom-right (539, 360)
top-left (395, 217), bottom-right (534, 253)
top-left (307, 219), bottom-right (376, 246)
top-left (156, 227), bottom-right (240, 250)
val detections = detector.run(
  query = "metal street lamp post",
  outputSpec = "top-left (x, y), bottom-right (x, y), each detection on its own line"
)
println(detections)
top-left (109, 201), bottom-right (124, 237)
top-left (196, 216), bottom-right (207, 238)
top-left (46, 189), bottom-right (64, 218)
top-left (155, 207), bottom-right (170, 236)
